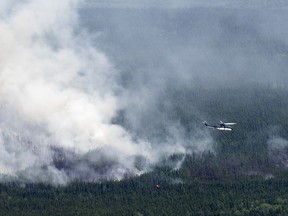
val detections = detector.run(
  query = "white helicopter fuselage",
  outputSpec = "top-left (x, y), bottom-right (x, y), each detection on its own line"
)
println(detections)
top-left (216, 127), bottom-right (232, 131)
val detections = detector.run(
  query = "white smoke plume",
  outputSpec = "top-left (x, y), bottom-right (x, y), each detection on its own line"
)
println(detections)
top-left (268, 136), bottom-right (288, 168)
top-left (268, 137), bottom-right (288, 151)
top-left (0, 0), bottom-right (138, 183)
top-left (0, 0), bottom-right (214, 184)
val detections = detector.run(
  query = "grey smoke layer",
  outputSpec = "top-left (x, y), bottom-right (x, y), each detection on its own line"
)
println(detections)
top-left (80, 4), bottom-right (288, 145)
top-left (85, 0), bottom-right (288, 9)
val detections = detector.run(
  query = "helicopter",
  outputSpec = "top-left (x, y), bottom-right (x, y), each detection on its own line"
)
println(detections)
top-left (203, 121), bottom-right (236, 131)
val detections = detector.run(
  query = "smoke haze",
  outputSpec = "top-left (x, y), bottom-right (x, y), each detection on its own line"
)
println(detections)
top-left (1, 0), bottom-right (288, 184)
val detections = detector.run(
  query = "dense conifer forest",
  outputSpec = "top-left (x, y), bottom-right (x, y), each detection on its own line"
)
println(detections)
top-left (1, 178), bottom-right (288, 215)
top-left (2, 85), bottom-right (288, 215)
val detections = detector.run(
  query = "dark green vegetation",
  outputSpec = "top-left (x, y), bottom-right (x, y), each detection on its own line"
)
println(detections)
top-left (2, 85), bottom-right (288, 215)
top-left (2, 178), bottom-right (288, 215)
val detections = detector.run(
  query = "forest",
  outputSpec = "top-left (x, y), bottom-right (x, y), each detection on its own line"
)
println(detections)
top-left (1, 85), bottom-right (288, 215)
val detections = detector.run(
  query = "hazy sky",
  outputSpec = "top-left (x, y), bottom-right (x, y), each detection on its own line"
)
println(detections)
top-left (84, 0), bottom-right (288, 9)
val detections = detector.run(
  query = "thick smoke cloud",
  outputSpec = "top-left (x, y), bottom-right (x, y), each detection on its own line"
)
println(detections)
top-left (0, 0), bottom-right (215, 184)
